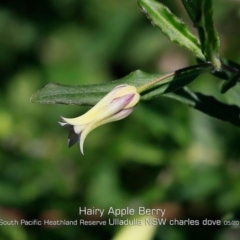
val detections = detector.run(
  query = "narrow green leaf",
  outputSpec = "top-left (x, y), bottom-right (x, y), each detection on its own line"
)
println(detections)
top-left (166, 88), bottom-right (240, 127)
top-left (181, 0), bottom-right (201, 24)
top-left (31, 82), bottom-right (115, 106)
top-left (31, 64), bottom-right (211, 106)
top-left (30, 71), bottom-right (162, 106)
top-left (182, 0), bottom-right (220, 69)
top-left (138, 0), bottom-right (204, 59)
top-left (221, 72), bottom-right (240, 94)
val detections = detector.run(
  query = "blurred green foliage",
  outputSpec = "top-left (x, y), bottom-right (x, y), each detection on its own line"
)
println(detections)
top-left (1, 0), bottom-right (240, 239)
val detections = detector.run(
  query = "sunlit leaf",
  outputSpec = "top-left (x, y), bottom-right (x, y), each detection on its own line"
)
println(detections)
top-left (138, 0), bottom-right (204, 59)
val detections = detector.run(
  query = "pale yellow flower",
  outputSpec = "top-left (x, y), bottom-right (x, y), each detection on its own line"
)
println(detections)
top-left (59, 84), bottom-right (140, 154)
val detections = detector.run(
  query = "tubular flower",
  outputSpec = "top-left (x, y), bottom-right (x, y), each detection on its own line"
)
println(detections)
top-left (59, 84), bottom-right (140, 154)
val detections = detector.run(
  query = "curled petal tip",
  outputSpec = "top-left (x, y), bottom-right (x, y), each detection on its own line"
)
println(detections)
top-left (80, 142), bottom-right (84, 155)
top-left (59, 121), bottom-right (66, 126)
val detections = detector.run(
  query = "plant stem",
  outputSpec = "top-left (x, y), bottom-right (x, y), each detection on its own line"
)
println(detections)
top-left (137, 62), bottom-right (213, 93)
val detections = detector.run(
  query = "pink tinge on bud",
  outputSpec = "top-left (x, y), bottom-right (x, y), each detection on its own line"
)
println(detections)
top-left (111, 94), bottom-right (135, 106)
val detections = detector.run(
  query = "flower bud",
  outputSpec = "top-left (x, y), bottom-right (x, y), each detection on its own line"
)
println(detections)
top-left (59, 84), bottom-right (140, 154)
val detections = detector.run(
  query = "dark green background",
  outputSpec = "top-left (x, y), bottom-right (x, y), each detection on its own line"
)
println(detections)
top-left (0, 0), bottom-right (240, 239)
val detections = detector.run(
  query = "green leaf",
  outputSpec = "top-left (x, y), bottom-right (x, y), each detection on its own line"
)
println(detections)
top-left (30, 71), bottom-right (162, 106)
top-left (181, 0), bottom-right (201, 24)
top-left (221, 72), bottom-right (240, 94)
top-left (138, 0), bottom-right (204, 59)
top-left (140, 63), bottom-right (212, 100)
top-left (166, 88), bottom-right (240, 127)
top-left (182, 0), bottom-right (220, 69)
top-left (30, 64), bottom-right (211, 106)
